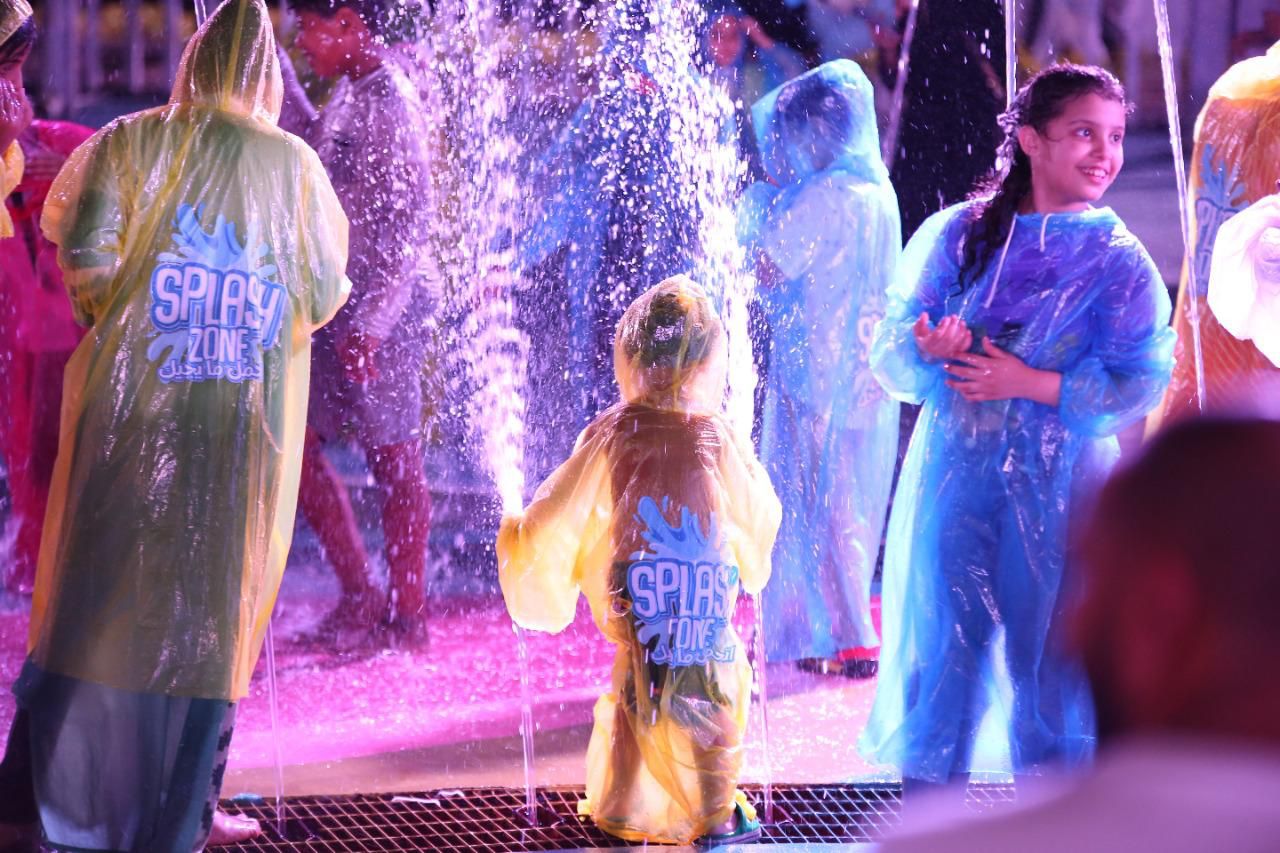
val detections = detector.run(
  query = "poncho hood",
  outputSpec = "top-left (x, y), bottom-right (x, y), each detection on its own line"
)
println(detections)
top-left (752, 59), bottom-right (887, 186)
top-left (170, 0), bottom-right (283, 125)
top-left (0, 0), bottom-right (31, 46)
top-left (614, 275), bottom-right (727, 414)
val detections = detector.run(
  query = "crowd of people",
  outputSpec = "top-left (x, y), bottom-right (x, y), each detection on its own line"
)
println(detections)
top-left (0, 0), bottom-right (1277, 850)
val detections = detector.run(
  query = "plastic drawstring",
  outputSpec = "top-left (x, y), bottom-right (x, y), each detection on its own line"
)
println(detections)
top-left (983, 213), bottom-right (1054, 309)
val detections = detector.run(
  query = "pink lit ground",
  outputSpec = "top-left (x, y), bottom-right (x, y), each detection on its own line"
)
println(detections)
top-left (0, 573), bottom-right (893, 798)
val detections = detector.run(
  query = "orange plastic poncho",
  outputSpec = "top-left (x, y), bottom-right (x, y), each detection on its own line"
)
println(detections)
top-left (498, 276), bottom-right (781, 844)
top-left (30, 0), bottom-right (349, 701)
top-left (1149, 42), bottom-right (1280, 429)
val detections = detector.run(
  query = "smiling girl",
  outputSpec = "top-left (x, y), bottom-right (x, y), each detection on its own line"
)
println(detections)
top-left (859, 64), bottom-right (1176, 800)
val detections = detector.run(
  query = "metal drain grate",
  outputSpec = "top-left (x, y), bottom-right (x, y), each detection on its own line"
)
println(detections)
top-left (219, 784), bottom-right (1016, 851)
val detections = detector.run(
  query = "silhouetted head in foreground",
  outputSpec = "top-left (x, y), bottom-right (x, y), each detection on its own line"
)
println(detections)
top-left (1074, 411), bottom-right (1280, 747)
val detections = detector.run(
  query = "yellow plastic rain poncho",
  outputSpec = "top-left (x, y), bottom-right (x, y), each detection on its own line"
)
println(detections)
top-left (0, 0), bottom-right (32, 239)
top-left (30, 0), bottom-right (349, 701)
top-left (1149, 42), bottom-right (1280, 429)
top-left (498, 276), bottom-right (781, 845)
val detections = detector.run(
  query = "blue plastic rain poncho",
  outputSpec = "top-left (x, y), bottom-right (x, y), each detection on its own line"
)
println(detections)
top-left (860, 201), bottom-right (1174, 781)
top-left (498, 277), bottom-right (781, 844)
top-left (30, 0), bottom-right (349, 701)
top-left (516, 11), bottom-right (709, 427)
top-left (738, 60), bottom-right (900, 662)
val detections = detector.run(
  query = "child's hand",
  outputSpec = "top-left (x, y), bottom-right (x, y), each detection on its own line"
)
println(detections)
top-left (0, 78), bottom-right (33, 154)
top-left (913, 313), bottom-right (972, 362)
top-left (944, 337), bottom-right (1062, 405)
top-left (338, 330), bottom-right (382, 383)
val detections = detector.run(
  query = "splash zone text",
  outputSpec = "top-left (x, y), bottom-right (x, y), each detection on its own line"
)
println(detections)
top-left (149, 261), bottom-right (286, 383)
top-left (627, 559), bottom-right (738, 666)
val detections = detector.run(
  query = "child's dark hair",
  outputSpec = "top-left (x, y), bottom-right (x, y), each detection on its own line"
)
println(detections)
top-left (0, 17), bottom-right (36, 66)
top-left (777, 76), bottom-right (853, 172)
top-left (289, 0), bottom-right (425, 41)
top-left (959, 64), bottom-right (1130, 287)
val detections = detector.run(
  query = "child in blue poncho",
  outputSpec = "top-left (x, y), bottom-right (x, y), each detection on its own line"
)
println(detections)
top-left (738, 60), bottom-right (900, 672)
top-left (859, 64), bottom-right (1176, 798)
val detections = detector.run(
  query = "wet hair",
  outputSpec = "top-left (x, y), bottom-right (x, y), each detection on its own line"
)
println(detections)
top-left (959, 64), bottom-right (1130, 288)
top-left (0, 17), bottom-right (35, 67)
top-left (777, 75), bottom-right (853, 172)
top-left (633, 291), bottom-right (711, 370)
top-left (289, 0), bottom-right (423, 40)
top-left (618, 277), bottom-right (721, 373)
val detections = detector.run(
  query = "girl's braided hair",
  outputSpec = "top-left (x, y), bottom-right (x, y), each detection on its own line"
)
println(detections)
top-left (959, 64), bottom-right (1130, 288)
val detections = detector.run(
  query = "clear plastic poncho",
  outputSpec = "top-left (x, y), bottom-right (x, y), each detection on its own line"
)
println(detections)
top-left (860, 201), bottom-right (1174, 782)
top-left (497, 276), bottom-right (780, 844)
top-left (30, 0), bottom-right (350, 701)
top-left (739, 60), bottom-right (901, 662)
top-left (1150, 42), bottom-right (1280, 428)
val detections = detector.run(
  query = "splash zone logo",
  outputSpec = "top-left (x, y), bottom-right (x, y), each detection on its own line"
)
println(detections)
top-left (149, 262), bottom-right (286, 383)
top-left (627, 559), bottom-right (738, 667)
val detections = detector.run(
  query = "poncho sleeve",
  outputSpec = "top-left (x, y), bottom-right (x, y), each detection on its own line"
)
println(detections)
top-left (40, 125), bottom-right (128, 327)
top-left (1059, 242), bottom-right (1175, 437)
top-left (0, 140), bottom-right (22, 237)
top-left (870, 203), bottom-right (964, 404)
top-left (497, 422), bottom-right (611, 634)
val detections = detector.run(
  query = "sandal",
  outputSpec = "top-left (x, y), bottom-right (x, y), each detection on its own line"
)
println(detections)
top-left (796, 657), bottom-right (843, 675)
top-left (840, 657), bottom-right (879, 679)
top-left (694, 801), bottom-right (762, 848)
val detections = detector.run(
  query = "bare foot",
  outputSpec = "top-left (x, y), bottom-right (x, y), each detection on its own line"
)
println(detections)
top-left (207, 809), bottom-right (261, 846)
top-left (383, 615), bottom-right (429, 652)
top-left (299, 592), bottom-right (388, 646)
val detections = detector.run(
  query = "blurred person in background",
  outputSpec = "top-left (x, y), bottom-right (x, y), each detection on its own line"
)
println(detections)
top-left (804, 0), bottom-right (898, 124)
top-left (0, 117), bottom-right (94, 595)
top-left (877, 412), bottom-right (1280, 852)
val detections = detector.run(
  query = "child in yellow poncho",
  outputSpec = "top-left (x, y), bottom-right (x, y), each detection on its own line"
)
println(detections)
top-left (498, 275), bottom-right (781, 846)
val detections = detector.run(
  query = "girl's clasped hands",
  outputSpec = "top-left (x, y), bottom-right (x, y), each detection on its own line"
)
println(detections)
top-left (912, 312), bottom-right (1058, 404)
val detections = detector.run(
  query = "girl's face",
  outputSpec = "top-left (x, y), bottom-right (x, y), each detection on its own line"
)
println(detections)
top-left (1020, 92), bottom-right (1127, 212)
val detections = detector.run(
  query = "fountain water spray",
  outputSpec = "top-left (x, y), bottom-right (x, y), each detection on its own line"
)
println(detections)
top-left (882, 0), bottom-right (921, 170)
top-left (422, 0), bottom-right (537, 822)
top-left (264, 619), bottom-right (287, 837)
top-left (1004, 0), bottom-right (1018, 107)
top-left (635, 1), bottom-right (755, 443)
top-left (1152, 0), bottom-right (1206, 411)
